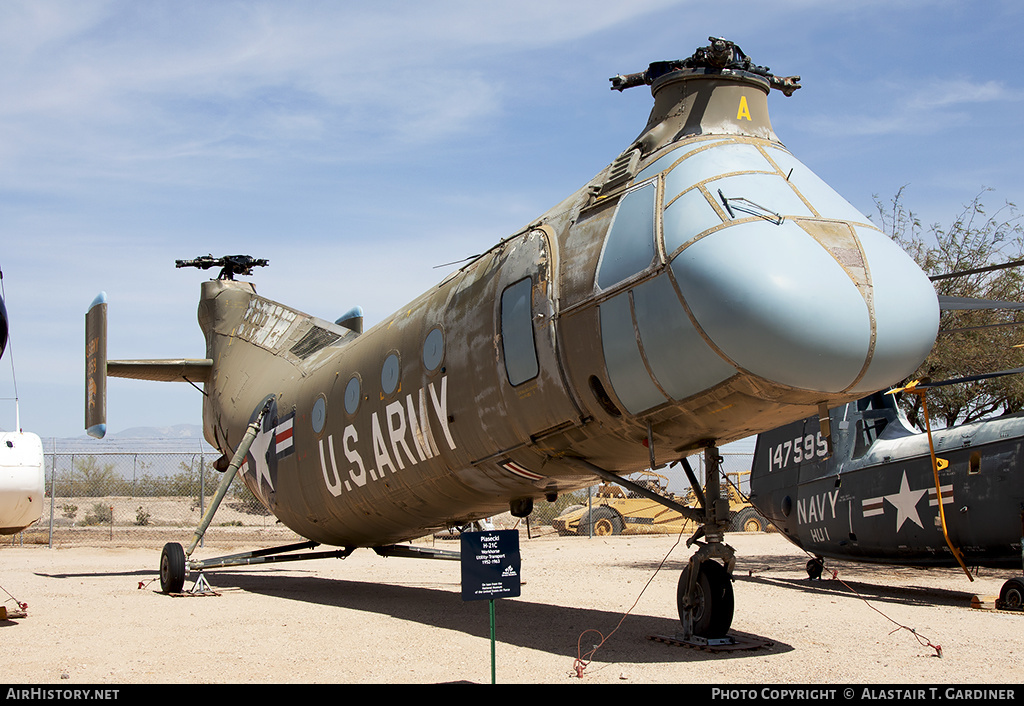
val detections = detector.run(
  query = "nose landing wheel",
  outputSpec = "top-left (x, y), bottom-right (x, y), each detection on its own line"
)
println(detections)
top-left (677, 559), bottom-right (734, 639)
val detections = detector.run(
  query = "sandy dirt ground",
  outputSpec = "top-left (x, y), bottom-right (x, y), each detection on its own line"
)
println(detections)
top-left (1, 531), bottom-right (1022, 685)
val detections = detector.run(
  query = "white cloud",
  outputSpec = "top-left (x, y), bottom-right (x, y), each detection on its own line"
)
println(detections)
top-left (0, 1), bottom-right (688, 176)
top-left (793, 76), bottom-right (1021, 138)
top-left (3, 0), bottom-right (1024, 438)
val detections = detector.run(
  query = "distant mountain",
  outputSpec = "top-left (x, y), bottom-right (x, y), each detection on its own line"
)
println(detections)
top-left (108, 424), bottom-right (205, 439)
top-left (30, 424), bottom-right (219, 454)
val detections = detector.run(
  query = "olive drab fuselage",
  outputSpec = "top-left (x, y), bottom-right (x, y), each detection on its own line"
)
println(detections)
top-left (194, 62), bottom-right (940, 549)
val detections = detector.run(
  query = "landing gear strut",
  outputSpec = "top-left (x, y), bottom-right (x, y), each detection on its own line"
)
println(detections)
top-left (565, 448), bottom-right (749, 643)
top-left (565, 444), bottom-right (739, 642)
top-left (156, 398), bottom-right (272, 593)
top-left (677, 444), bottom-right (737, 641)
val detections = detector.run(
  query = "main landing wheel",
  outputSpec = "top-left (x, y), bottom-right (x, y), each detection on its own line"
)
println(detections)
top-left (998, 577), bottom-right (1024, 611)
top-left (160, 542), bottom-right (186, 594)
top-left (677, 560), bottom-right (734, 639)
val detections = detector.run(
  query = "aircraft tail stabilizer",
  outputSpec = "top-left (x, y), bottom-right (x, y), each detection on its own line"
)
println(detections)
top-left (85, 293), bottom-right (107, 438)
top-left (85, 293), bottom-right (212, 439)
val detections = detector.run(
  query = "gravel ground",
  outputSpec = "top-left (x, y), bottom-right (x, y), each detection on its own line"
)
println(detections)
top-left (1, 531), bottom-right (1021, 685)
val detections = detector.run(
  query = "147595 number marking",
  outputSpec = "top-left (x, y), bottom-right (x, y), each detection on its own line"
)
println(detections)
top-left (771, 432), bottom-right (829, 471)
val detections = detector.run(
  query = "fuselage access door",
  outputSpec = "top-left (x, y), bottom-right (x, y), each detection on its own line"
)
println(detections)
top-left (493, 227), bottom-right (580, 445)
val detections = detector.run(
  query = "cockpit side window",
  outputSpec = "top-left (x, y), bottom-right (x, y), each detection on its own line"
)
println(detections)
top-left (852, 392), bottom-right (897, 458)
top-left (596, 183), bottom-right (657, 290)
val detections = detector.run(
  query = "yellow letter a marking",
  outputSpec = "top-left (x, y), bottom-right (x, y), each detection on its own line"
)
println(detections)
top-left (737, 96), bottom-right (752, 121)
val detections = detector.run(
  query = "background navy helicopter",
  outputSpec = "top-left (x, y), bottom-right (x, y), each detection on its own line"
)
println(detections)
top-left (85, 38), bottom-right (941, 641)
top-left (749, 372), bottom-right (1024, 611)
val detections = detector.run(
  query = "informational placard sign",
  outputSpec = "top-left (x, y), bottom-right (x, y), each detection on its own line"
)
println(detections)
top-left (460, 529), bottom-right (521, 601)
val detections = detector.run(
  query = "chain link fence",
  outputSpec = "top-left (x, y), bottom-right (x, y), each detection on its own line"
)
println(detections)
top-left (7, 452), bottom-right (302, 549)
top-left (5, 450), bottom-right (757, 548)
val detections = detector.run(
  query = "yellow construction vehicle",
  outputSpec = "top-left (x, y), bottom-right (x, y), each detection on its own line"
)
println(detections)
top-left (552, 471), bottom-right (770, 536)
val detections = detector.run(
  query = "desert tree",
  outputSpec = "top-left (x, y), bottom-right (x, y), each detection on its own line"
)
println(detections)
top-left (876, 187), bottom-right (1024, 429)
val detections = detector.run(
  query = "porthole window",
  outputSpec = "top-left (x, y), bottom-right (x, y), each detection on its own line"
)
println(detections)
top-left (381, 353), bottom-right (401, 395)
top-left (311, 395), bottom-right (327, 434)
top-left (423, 327), bottom-right (444, 372)
top-left (344, 376), bottom-right (361, 415)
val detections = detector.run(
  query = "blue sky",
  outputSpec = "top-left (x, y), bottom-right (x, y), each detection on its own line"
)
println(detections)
top-left (2, 0), bottom-right (1023, 440)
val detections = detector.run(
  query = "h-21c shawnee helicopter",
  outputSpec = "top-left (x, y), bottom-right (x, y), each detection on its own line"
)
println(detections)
top-left (85, 38), bottom-right (941, 642)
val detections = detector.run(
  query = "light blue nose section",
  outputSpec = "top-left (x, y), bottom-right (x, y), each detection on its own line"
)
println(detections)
top-left (595, 136), bottom-right (939, 411)
top-left (672, 220), bottom-right (874, 393)
top-left (849, 226), bottom-right (939, 393)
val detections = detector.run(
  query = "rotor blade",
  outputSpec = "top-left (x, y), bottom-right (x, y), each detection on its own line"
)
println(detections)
top-left (0, 292), bottom-right (7, 360)
top-left (889, 366), bottom-right (1024, 395)
top-left (916, 367), bottom-right (1024, 388)
top-left (930, 258), bottom-right (1024, 282)
top-left (938, 295), bottom-right (1024, 311)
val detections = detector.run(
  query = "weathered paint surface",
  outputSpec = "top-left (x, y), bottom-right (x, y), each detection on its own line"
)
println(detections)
top-left (107, 45), bottom-right (940, 549)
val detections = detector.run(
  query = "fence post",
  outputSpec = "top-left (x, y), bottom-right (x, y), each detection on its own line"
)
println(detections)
top-left (47, 443), bottom-right (55, 549)
top-left (198, 454), bottom-right (205, 548)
